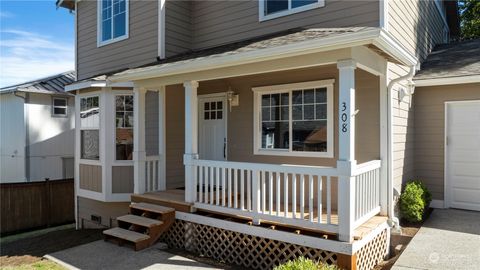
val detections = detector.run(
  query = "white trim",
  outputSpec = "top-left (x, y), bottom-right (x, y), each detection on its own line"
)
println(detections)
top-left (379, 72), bottom-right (388, 215)
top-left (74, 92), bottom-right (80, 228)
top-left (65, 81), bottom-right (134, 92)
top-left (74, 0), bottom-right (78, 81)
top-left (97, 0), bottom-right (130, 47)
top-left (158, 0), bottom-right (166, 59)
top-left (252, 80), bottom-right (334, 158)
top-left (379, 0), bottom-right (389, 30)
top-left (259, 0), bottom-right (325, 22)
top-left (430, 199), bottom-right (445, 209)
top-left (414, 75), bottom-right (480, 87)
top-left (109, 29), bottom-right (418, 83)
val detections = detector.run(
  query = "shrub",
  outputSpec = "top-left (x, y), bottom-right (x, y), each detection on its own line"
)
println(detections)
top-left (400, 180), bottom-right (432, 223)
top-left (274, 257), bottom-right (341, 270)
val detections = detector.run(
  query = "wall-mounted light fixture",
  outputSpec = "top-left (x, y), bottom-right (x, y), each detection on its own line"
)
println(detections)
top-left (227, 87), bottom-right (239, 112)
top-left (398, 79), bottom-right (415, 101)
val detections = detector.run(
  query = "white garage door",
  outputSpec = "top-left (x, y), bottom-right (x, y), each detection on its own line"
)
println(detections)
top-left (446, 101), bottom-right (480, 211)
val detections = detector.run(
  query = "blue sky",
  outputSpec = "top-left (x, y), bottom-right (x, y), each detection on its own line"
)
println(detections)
top-left (0, 0), bottom-right (74, 87)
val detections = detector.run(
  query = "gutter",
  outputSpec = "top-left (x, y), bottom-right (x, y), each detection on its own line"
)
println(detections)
top-left (386, 65), bottom-right (416, 230)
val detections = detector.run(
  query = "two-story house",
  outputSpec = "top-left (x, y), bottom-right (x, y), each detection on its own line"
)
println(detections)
top-left (57, 0), bottom-right (479, 269)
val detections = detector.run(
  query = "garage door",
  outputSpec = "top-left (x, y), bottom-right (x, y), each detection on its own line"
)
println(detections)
top-left (446, 101), bottom-right (480, 211)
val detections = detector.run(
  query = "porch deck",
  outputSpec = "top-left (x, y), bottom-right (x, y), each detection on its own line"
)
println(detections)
top-left (131, 189), bottom-right (387, 241)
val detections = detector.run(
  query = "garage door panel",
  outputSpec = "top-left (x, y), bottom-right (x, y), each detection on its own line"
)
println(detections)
top-left (447, 101), bottom-right (480, 212)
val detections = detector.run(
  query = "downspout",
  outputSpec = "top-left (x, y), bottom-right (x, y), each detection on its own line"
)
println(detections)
top-left (13, 91), bottom-right (29, 182)
top-left (386, 65), bottom-right (416, 230)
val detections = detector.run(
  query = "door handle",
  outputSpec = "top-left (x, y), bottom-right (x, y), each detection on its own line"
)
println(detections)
top-left (224, 138), bottom-right (226, 159)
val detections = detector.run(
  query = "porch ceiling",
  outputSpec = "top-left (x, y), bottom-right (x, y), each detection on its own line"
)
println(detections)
top-left (109, 27), bottom-right (417, 86)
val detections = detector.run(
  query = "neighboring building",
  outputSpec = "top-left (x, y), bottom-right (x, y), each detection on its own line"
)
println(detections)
top-left (0, 71), bottom-right (76, 183)
top-left (57, 0), bottom-right (478, 269)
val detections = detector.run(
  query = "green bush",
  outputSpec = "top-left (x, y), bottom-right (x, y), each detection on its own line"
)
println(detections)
top-left (273, 257), bottom-right (341, 270)
top-left (400, 180), bottom-right (432, 223)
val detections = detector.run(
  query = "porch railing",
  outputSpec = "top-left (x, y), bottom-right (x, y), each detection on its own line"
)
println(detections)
top-left (190, 159), bottom-right (339, 233)
top-left (353, 160), bottom-right (382, 227)
top-left (186, 158), bottom-right (382, 237)
top-left (145, 155), bottom-right (160, 193)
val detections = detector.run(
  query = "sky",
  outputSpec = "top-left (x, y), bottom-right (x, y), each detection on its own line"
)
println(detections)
top-left (0, 0), bottom-right (74, 88)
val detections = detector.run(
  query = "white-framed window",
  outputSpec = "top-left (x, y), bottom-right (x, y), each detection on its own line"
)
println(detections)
top-left (52, 97), bottom-right (68, 117)
top-left (253, 79), bottom-right (334, 158)
top-left (97, 0), bottom-right (129, 47)
top-left (114, 94), bottom-right (134, 160)
top-left (80, 95), bottom-right (100, 160)
top-left (259, 0), bottom-right (325, 21)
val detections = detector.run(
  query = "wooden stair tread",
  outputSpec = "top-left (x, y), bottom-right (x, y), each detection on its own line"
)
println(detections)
top-left (103, 227), bottom-right (150, 243)
top-left (130, 202), bottom-right (175, 214)
top-left (117, 215), bottom-right (164, 228)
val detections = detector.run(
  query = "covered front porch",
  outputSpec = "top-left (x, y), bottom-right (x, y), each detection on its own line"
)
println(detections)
top-left (128, 49), bottom-right (390, 243)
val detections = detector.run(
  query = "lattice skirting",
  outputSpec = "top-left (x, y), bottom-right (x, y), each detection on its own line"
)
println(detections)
top-left (355, 229), bottom-right (388, 270)
top-left (161, 219), bottom-right (388, 270)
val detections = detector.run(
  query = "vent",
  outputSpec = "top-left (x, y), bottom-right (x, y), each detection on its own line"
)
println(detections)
top-left (91, 214), bottom-right (102, 224)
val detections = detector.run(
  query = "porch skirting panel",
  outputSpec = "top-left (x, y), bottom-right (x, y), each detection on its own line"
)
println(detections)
top-left (160, 218), bottom-right (388, 270)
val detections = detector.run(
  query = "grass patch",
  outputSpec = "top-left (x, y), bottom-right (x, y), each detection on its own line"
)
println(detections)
top-left (274, 257), bottom-right (341, 270)
top-left (0, 259), bottom-right (64, 270)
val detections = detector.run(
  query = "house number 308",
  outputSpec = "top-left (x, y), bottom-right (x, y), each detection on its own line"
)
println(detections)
top-left (341, 102), bottom-right (348, 133)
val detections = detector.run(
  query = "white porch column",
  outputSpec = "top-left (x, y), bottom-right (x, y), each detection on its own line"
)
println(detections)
top-left (184, 81), bottom-right (199, 203)
top-left (337, 59), bottom-right (357, 242)
top-left (133, 87), bottom-right (147, 194)
top-left (158, 86), bottom-right (167, 191)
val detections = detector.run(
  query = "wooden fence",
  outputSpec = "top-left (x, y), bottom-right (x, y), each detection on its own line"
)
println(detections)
top-left (1, 179), bottom-right (74, 235)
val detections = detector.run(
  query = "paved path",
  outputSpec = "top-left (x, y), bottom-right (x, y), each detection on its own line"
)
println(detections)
top-left (392, 209), bottom-right (480, 270)
top-left (46, 240), bottom-right (223, 270)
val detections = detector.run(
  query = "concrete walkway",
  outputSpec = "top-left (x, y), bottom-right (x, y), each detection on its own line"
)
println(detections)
top-left (46, 240), bottom-right (223, 270)
top-left (392, 209), bottom-right (480, 270)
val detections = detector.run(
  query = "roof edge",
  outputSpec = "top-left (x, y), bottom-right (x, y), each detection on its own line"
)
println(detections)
top-left (65, 80), bottom-right (134, 92)
top-left (109, 28), bottom-right (418, 83)
top-left (414, 75), bottom-right (480, 87)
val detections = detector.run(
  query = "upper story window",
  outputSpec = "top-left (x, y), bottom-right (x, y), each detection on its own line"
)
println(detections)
top-left (253, 80), bottom-right (334, 158)
top-left (52, 97), bottom-right (68, 117)
top-left (260, 0), bottom-right (325, 21)
top-left (98, 0), bottom-right (129, 46)
top-left (80, 96), bottom-right (100, 160)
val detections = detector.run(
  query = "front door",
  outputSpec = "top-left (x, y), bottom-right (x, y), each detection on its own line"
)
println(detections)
top-left (446, 101), bottom-right (480, 211)
top-left (198, 94), bottom-right (227, 161)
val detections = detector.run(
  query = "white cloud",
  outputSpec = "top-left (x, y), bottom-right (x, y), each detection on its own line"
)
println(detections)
top-left (0, 30), bottom-right (74, 88)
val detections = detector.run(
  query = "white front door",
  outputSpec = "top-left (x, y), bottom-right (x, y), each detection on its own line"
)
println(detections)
top-left (198, 95), bottom-right (227, 161)
top-left (446, 101), bottom-right (480, 211)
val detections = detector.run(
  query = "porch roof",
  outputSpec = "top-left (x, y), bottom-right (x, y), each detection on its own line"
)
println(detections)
top-left (109, 27), bottom-right (417, 83)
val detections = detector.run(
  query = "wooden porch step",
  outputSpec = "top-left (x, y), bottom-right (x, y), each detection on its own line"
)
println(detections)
top-left (117, 214), bottom-right (164, 228)
top-left (103, 227), bottom-right (150, 243)
top-left (130, 202), bottom-right (175, 215)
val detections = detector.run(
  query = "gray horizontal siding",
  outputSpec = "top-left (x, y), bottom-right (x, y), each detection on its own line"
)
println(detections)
top-left (165, 0), bottom-right (192, 57)
top-left (77, 0), bottom-right (158, 80)
top-left (189, 0), bottom-right (379, 50)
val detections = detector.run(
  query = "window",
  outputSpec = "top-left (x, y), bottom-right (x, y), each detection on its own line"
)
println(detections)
top-left (253, 80), bottom-right (334, 157)
top-left (203, 101), bottom-right (223, 120)
top-left (260, 0), bottom-right (324, 21)
top-left (80, 96), bottom-right (100, 160)
top-left (52, 97), bottom-right (68, 117)
top-left (98, 0), bottom-right (128, 46)
top-left (115, 95), bottom-right (134, 160)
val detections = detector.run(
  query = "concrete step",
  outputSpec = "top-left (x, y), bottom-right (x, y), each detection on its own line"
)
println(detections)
top-left (103, 227), bottom-right (149, 243)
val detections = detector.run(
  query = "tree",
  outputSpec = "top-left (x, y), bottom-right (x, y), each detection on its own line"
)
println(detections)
top-left (459, 0), bottom-right (480, 39)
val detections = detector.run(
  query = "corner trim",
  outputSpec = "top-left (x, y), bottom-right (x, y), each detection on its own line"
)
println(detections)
top-left (158, 0), bottom-right (166, 59)
top-left (379, 0), bottom-right (389, 30)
